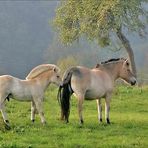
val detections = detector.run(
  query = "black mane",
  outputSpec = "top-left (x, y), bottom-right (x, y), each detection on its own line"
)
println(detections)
top-left (101, 58), bottom-right (126, 64)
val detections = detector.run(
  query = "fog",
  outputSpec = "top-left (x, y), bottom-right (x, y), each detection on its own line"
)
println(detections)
top-left (0, 1), bottom-right (147, 81)
top-left (0, 1), bottom-right (56, 78)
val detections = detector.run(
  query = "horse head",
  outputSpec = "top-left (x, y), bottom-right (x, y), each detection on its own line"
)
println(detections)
top-left (26, 64), bottom-right (62, 86)
top-left (50, 66), bottom-right (62, 86)
top-left (119, 59), bottom-right (136, 86)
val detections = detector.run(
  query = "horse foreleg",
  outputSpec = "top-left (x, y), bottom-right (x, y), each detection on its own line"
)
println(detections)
top-left (34, 99), bottom-right (46, 124)
top-left (77, 96), bottom-right (84, 124)
top-left (31, 101), bottom-right (36, 122)
top-left (96, 99), bottom-right (102, 122)
top-left (105, 97), bottom-right (111, 124)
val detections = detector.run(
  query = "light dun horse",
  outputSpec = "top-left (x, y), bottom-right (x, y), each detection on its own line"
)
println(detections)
top-left (0, 64), bottom-right (62, 128)
top-left (58, 58), bottom-right (136, 124)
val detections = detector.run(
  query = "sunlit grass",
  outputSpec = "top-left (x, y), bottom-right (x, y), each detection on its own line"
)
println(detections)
top-left (0, 85), bottom-right (147, 148)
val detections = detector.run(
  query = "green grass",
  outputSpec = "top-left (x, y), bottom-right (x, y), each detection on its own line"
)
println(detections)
top-left (0, 85), bottom-right (147, 148)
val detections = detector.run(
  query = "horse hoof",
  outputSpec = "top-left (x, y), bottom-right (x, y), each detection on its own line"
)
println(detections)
top-left (99, 118), bottom-right (102, 122)
top-left (80, 119), bottom-right (84, 124)
top-left (4, 123), bottom-right (11, 130)
top-left (4, 120), bottom-right (11, 130)
top-left (31, 119), bottom-right (35, 123)
top-left (106, 118), bottom-right (110, 124)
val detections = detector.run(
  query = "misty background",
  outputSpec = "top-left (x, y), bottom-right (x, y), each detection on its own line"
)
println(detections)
top-left (0, 1), bottom-right (147, 81)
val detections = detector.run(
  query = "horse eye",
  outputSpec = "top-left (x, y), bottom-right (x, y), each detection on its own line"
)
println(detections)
top-left (57, 75), bottom-right (60, 78)
top-left (126, 62), bottom-right (129, 66)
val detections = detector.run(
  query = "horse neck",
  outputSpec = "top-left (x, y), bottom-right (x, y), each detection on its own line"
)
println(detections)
top-left (34, 71), bottom-right (52, 90)
top-left (100, 63), bottom-right (121, 81)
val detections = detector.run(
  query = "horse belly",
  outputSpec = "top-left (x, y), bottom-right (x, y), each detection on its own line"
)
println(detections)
top-left (12, 95), bottom-right (32, 101)
top-left (11, 91), bottom-right (32, 101)
top-left (11, 85), bottom-right (32, 101)
top-left (85, 89), bottom-right (105, 100)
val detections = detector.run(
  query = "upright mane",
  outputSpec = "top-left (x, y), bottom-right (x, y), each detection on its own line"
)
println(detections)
top-left (101, 58), bottom-right (126, 64)
top-left (26, 64), bottom-right (59, 80)
top-left (95, 58), bottom-right (127, 68)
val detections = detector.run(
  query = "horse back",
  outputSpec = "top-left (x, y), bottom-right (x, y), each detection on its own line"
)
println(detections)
top-left (0, 75), bottom-right (14, 86)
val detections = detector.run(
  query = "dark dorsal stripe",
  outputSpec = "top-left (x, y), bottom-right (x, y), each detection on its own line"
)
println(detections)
top-left (101, 58), bottom-right (126, 64)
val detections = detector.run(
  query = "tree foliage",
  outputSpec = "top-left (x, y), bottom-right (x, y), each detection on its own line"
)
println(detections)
top-left (54, 0), bottom-right (148, 46)
top-left (57, 55), bottom-right (79, 74)
top-left (54, 0), bottom-right (148, 77)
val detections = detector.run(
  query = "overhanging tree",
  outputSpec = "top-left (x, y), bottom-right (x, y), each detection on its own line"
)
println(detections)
top-left (54, 0), bottom-right (148, 77)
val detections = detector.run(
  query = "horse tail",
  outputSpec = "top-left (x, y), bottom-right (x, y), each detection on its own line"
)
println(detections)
top-left (58, 67), bottom-right (75, 123)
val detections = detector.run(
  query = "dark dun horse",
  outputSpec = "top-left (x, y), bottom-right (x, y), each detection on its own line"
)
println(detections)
top-left (58, 58), bottom-right (136, 124)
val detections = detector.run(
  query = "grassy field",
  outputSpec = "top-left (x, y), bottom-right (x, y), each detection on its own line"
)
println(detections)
top-left (0, 85), bottom-right (147, 148)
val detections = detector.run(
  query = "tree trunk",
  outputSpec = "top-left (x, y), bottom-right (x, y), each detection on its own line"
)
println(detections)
top-left (116, 28), bottom-right (137, 78)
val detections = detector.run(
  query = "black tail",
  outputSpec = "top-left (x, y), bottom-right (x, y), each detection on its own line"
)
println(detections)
top-left (58, 68), bottom-right (74, 123)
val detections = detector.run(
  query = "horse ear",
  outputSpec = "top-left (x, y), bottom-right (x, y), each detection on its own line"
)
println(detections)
top-left (124, 59), bottom-right (129, 66)
top-left (53, 67), bottom-right (57, 72)
top-left (95, 64), bottom-right (100, 68)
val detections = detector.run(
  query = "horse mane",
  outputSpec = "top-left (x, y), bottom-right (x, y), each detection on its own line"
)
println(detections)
top-left (26, 64), bottom-right (59, 80)
top-left (100, 58), bottom-right (126, 64)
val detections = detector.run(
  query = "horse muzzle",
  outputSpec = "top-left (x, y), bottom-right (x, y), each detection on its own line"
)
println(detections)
top-left (131, 80), bottom-right (136, 86)
top-left (130, 77), bottom-right (137, 86)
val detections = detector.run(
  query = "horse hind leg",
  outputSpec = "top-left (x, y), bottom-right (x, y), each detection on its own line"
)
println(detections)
top-left (77, 95), bottom-right (84, 124)
top-left (0, 96), bottom-right (10, 129)
top-left (1, 105), bottom-right (10, 130)
top-left (96, 99), bottom-right (102, 122)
